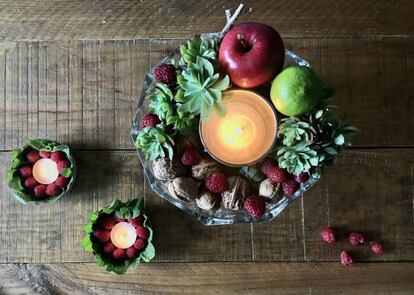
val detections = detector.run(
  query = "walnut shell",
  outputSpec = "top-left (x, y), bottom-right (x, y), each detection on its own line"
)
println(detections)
top-left (259, 178), bottom-right (283, 202)
top-left (196, 191), bottom-right (220, 211)
top-left (152, 157), bottom-right (187, 181)
top-left (168, 177), bottom-right (198, 202)
top-left (191, 158), bottom-right (221, 181)
top-left (221, 176), bottom-right (251, 210)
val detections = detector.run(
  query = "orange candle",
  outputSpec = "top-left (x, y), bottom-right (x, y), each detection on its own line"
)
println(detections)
top-left (200, 90), bottom-right (277, 167)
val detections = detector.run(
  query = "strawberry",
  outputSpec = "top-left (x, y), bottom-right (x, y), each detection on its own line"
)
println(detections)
top-left (50, 152), bottom-right (65, 163)
top-left (46, 183), bottom-right (61, 196)
top-left (267, 166), bottom-right (289, 184)
top-left (126, 246), bottom-right (138, 259)
top-left (24, 177), bottom-right (38, 189)
top-left (39, 151), bottom-right (51, 158)
top-left (26, 150), bottom-right (40, 163)
top-left (93, 230), bottom-right (110, 243)
top-left (134, 239), bottom-right (147, 251)
top-left (57, 160), bottom-right (70, 174)
top-left (19, 166), bottom-right (32, 177)
top-left (135, 225), bottom-right (149, 239)
top-left (112, 248), bottom-right (126, 261)
top-left (54, 176), bottom-right (69, 188)
top-left (340, 251), bottom-right (353, 267)
top-left (282, 179), bottom-right (300, 196)
top-left (99, 214), bottom-right (117, 230)
top-left (243, 194), bottom-right (266, 219)
top-left (320, 227), bottom-right (336, 244)
top-left (103, 241), bottom-right (116, 253)
top-left (205, 172), bottom-right (228, 193)
top-left (140, 113), bottom-right (160, 129)
top-left (181, 146), bottom-right (202, 166)
top-left (260, 158), bottom-right (276, 176)
top-left (34, 184), bottom-right (47, 198)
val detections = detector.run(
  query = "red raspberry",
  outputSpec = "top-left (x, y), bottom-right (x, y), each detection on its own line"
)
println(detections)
top-left (24, 177), bottom-right (38, 189)
top-left (244, 194), bottom-right (266, 219)
top-left (154, 64), bottom-right (176, 86)
top-left (46, 183), bottom-right (61, 196)
top-left (26, 150), bottom-right (40, 163)
top-left (205, 172), bottom-right (228, 193)
top-left (50, 152), bottom-right (66, 163)
top-left (103, 241), bottom-right (116, 253)
top-left (34, 184), bottom-right (47, 198)
top-left (39, 151), bottom-right (51, 158)
top-left (112, 248), bottom-right (126, 261)
top-left (93, 230), bottom-right (110, 243)
top-left (54, 176), bottom-right (69, 188)
top-left (115, 217), bottom-right (126, 223)
top-left (260, 158), bottom-right (276, 176)
top-left (282, 179), bottom-right (300, 196)
top-left (126, 246), bottom-right (138, 259)
top-left (135, 225), bottom-right (149, 239)
top-left (340, 250), bottom-right (353, 267)
top-left (371, 242), bottom-right (384, 255)
top-left (128, 216), bottom-right (143, 228)
top-left (267, 166), bottom-right (289, 184)
top-left (99, 214), bottom-right (117, 230)
top-left (348, 232), bottom-right (365, 246)
top-left (57, 160), bottom-right (70, 174)
top-left (140, 113), bottom-right (160, 129)
top-left (134, 239), bottom-right (147, 251)
top-left (181, 146), bottom-right (202, 166)
top-left (19, 165), bottom-right (32, 177)
top-left (294, 172), bottom-right (309, 183)
top-left (320, 227), bottom-right (336, 244)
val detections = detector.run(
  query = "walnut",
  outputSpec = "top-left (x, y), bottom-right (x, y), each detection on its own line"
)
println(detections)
top-left (168, 177), bottom-right (199, 202)
top-left (196, 191), bottom-right (220, 211)
top-left (259, 178), bottom-right (283, 202)
top-left (221, 176), bottom-right (251, 210)
top-left (152, 157), bottom-right (187, 181)
top-left (191, 158), bottom-right (221, 181)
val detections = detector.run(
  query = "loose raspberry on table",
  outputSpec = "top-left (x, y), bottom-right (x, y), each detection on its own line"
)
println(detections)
top-left (282, 179), bottom-right (300, 196)
top-left (371, 242), bottom-right (384, 255)
top-left (135, 225), bottom-right (149, 239)
top-left (340, 250), bottom-right (353, 267)
top-left (93, 230), bottom-right (110, 243)
top-left (54, 176), bottom-right (69, 188)
top-left (26, 150), bottom-right (40, 163)
top-left (348, 232), bottom-right (365, 246)
top-left (34, 184), bottom-right (47, 198)
top-left (103, 241), bottom-right (116, 253)
top-left (181, 146), bottom-right (202, 166)
top-left (244, 194), bottom-right (266, 219)
top-left (140, 113), bottom-right (160, 129)
top-left (260, 158), bottom-right (276, 176)
top-left (267, 166), bottom-right (289, 184)
top-left (50, 152), bottom-right (66, 163)
top-left (57, 160), bottom-right (70, 174)
top-left (134, 239), bottom-right (147, 251)
top-left (39, 151), bottom-right (51, 158)
top-left (126, 246), bottom-right (138, 259)
top-left (46, 183), bottom-right (61, 196)
top-left (112, 248), bottom-right (126, 261)
top-left (294, 172), bottom-right (309, 183)
top-left (154, 64), bottom-right (177, 86)
top-left (320, 227), bottom-right (336, 244)
top-left (24, 177), bottom-right (38, 189)
top-left (20, 166), bottom-right (32, 177)
top-left (128, 216), bottom-right (143, 228)
top-left (205, 172), bottom-right (228, 193)
top-left (99, 214), bottom-right (117, 230)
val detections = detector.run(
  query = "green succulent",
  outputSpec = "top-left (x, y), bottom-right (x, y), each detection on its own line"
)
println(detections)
top-left (176, 56), bottom-right (230, 121)
top-left (135, 125), bottom-right (174, 161)
top-left (148, 83), bottom-right (174, 122)
top-left (278, 118), bottom-right (314, 146)
top-left (179, 35), bottom-right (218, 65)
top-left (274, 142), bottom-right (319, 176)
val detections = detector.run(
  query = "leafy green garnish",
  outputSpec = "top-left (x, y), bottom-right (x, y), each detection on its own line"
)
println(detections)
top-left (135, 125), bottom-right (174, 160)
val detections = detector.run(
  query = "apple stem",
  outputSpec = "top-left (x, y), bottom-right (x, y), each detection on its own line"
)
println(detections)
top-left (220, 3), bottom-right (245, 38)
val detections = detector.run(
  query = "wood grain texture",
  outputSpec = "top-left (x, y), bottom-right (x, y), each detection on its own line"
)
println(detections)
top-left (0, 262), bottom-right (413, 295)
top-left (0, 149), bottom-right (412, 263)
top-left (0, 0), bottom-right (414, 41)
top-left (0, 37), bottom-right (413, 150)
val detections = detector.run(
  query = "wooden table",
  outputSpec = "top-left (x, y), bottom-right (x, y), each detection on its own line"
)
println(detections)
top-left (0, 1), bottom-right (413, 294)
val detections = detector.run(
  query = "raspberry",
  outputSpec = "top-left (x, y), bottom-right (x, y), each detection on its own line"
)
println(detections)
top-left (181, 146), bottom-right (202, 166)
top-left (93, 230), bottom-right (110, 243)
top-left (54, 176), bottom-right (69, 188)
top-left (50, 152), bottom-right (66, 163)
top-left (24, 177), bottom-right (38, 189)
top-left (39, 151), bottom-right (51, 158)
top-left (34, 184), bottom-right (47, 198)
top-left (244, 194), bottom-right (266, 219)
top-left (103, 241), bottom-right (116, 253)
top-left (140, 113), bottom-right (160, 129)
top-left (320, 227), bottom-right (336, 244)
top-left (154, 64), bottom-right (176, 86)
top-left (99, 214), bottom-right (117, 230)
top-left (348, 232), bottom-right (365, 246)
top-left (205, 172), bottom-right (228, 193)
top-left (57, 160), bottom-right (70, 174)
top-left (114, 217), bottom-right (126, 223)
top-left (340, 251), bottom-right (353, 267)
top-left (294, 172), bottom-right (309, 183)
top-left (46, 183), bottom-right (61, 196)
top-left (371, 242), bottom-right (384, 255)
top-left (134, 239), bottom-right (147, 251)
top-left (267, 166), bottom-right (289, 184)
top-left (135, 225), bottom-right (149, 239)
top-left (128, 216), bottom-right (143, 228)
top-left (26, 150), bottom-right (40, 163)
top-left (112, 248), bottom-right (126, 261)
top-left (126, 246), bottom-right (138, 259)
top-left (282, 179), bottom-right (300, 196)
top-left (19, 166), bottom-right (32, 177)
top-left (260, 158), bottom-right (276, 176)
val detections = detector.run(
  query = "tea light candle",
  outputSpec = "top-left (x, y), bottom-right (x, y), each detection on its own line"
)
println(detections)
top-left (200, 90), bottom-right (277, 166)
top-left (110, 222), bottom-right (137, 249)
top-left (32, 158), bottom-right (59, 184)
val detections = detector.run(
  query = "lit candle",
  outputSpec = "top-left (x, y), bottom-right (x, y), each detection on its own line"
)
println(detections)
top-left (110, 222), bottom-right (137, 249)
top-left (32, 158), bottom-right (59, 184)
top-left (200, 90), bottom-right (277, 166)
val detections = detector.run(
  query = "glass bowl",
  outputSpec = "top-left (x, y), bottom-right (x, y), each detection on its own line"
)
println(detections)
top-left (130, 33), bottom-right (317, 225)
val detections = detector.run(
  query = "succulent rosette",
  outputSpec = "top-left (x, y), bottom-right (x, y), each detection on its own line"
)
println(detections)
top-left (7, 138), bottom-right (76, 204)
top-left (81, 198), bottom-right (155, 275)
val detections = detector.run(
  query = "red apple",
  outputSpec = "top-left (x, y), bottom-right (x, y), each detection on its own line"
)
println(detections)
top-left (219, 22), bottom-right (285, 88)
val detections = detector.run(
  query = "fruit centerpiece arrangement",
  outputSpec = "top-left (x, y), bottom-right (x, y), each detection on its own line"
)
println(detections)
top-left (131, 4), bottom-right (356, 224)
top-left (7, 139), bottom-right (76, 204)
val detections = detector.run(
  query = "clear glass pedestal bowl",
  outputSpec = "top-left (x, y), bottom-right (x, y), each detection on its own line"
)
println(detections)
top-left (131, 33), bottom-right (317, 225)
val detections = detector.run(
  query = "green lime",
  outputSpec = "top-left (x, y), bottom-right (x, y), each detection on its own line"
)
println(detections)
top-left (270, 66), bottom-right (323, 116)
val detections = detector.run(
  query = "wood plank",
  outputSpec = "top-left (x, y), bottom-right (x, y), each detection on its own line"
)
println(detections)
top-left (0, 0), bottom-right (413, 40)
top-left (0, 262), bottom-right (413, 294)
top-left (0, 37), bottom-right (412, 150)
